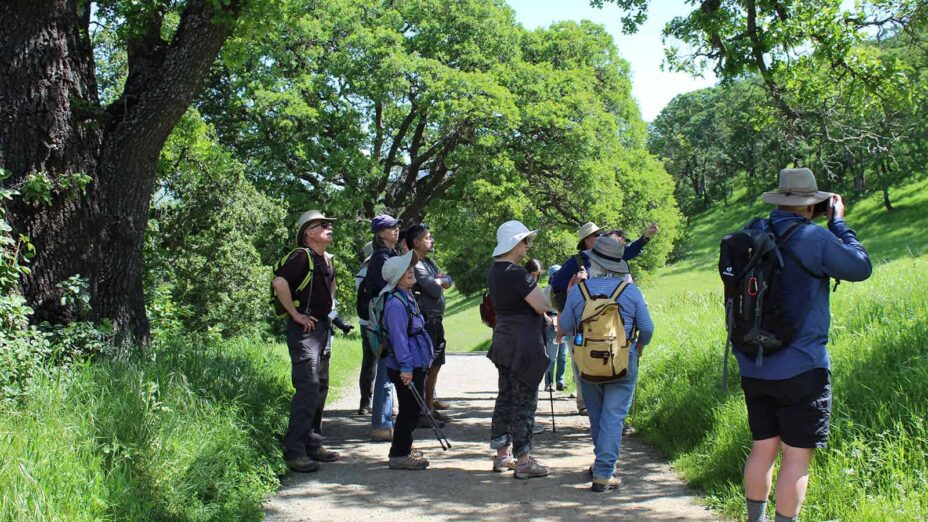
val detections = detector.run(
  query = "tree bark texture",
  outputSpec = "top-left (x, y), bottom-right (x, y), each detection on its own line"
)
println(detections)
top-left (0, 0), bottom-right (240, 349)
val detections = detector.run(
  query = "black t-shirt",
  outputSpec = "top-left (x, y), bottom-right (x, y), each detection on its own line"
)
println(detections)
top-left (488, 261), bottom-right (538, 316)
top-left (277, 248), bottom-right (335, 319)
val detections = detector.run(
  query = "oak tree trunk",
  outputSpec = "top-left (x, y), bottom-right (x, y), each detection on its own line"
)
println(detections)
top-left (0, 0), bottom-right (240, 350)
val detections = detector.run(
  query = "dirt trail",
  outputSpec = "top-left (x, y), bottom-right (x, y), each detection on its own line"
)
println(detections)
top-left (265, 352), bottom-right (718, 521)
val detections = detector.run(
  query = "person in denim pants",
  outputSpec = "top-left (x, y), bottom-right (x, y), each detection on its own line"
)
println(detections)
top-left (543, 265), bottom-right (567, 391)
top-left (364, 214), bottom-right (403, 442)
top-left (558, 236), bottom-right (654, 492)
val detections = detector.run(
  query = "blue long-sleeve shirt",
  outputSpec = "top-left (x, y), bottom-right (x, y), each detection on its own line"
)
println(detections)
top-left (550, 237), bottom-right (648, 292)
top-left (558, 278), bottom-right (654, 347)
top-left (383, 289), bottom-right (434, 373)
top-left (735, 210), bottom-right (872, 380)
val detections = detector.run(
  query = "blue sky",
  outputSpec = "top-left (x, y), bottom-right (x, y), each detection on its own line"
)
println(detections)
top-left (506, 0), bottom-right (718, 122)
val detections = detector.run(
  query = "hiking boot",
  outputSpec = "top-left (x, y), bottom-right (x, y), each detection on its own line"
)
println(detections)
top-left (592, 476), bottom-right (622, 492)
top-left (417, 414), bottom-right (446, 429)
top-left (514, 457), bottom-right (549, 479)
top-left (577, 407), bottom-right (588, 416)
top-left (622, 424), bottom-right (636, 437)
top-left (556, 382), bottom-right (565, 391)
top-left (432, 399), bottom-right (450, 410)
top-left (356, 405), bottom-right (372, 416)
top-left (370, 427), bottom-right (393, 442)
top-left (588, 465), bottom-right (620, 479)
top-left (286, 456), bottom-right (321, 473)
top-left (492, 455), bottom-right (517, 472)
top-left (308, 447), bottom-right (339, 462)
top-left (431, 409), bottom-right (451, 422)
top-left (388, 454), bottom-right (429, 470)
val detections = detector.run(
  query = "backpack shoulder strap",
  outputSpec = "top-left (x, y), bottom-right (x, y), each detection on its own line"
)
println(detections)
top-left (770, 220), bottom-right (826, 280)
top-left (578, 280), bottom-right (592, 302)
top-left (295, 248), bottom-right (315, 293)
top-left (608, 280), bottom-right (629, 301)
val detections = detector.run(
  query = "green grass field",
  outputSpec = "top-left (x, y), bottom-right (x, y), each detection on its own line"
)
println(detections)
top-left (0, 333), bottom-right (361, 520)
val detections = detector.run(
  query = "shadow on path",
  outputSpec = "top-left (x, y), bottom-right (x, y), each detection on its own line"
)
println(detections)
top-left (265, 353), bottom-right (718, 521)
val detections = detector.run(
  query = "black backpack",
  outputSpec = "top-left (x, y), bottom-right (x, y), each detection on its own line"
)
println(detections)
top-left (718, 218), bottom-right (825, 387)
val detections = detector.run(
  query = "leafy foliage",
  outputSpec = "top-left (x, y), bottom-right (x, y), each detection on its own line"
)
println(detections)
top-left (148, 110), bottom-right (288, 337)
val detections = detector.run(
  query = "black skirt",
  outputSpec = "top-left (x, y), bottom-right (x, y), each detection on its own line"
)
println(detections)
top-left (488, 313), bottom-right (548, 388)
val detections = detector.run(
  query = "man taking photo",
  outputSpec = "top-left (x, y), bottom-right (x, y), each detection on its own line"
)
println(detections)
top-left (737, 168), bottom-right (871, 522)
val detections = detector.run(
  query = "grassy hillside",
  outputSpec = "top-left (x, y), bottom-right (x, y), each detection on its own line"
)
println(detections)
top-left (633, 177), bottom-right (928, 521)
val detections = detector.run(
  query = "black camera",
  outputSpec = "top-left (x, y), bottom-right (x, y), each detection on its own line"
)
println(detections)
top-left (331, 314), bottom-right (354, 335)
top-left (813, 197), bottom-right (831, 216)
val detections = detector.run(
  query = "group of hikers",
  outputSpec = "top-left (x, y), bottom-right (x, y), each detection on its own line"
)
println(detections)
top-left (270, 167), bottom-right (872, 521)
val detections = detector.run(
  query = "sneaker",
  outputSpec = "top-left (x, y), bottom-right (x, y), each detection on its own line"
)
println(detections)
top-left (592, 476), bottom-right (622, 492)
top-left (492, 455), bottom-right (517, 472)
top-left (432, 399), bottom-right (450, 410)
top-left (532, 423), bottom-right (546, 434)
top-left (356, 405), bottom-right (372, 416)
top-left (556, 383), bottom-right (565, 391)
top-left (286, 456), bottom-right (321, 473)
top-left (577, 407), bottom-right (588, 416)
top-left (410, 447), bottom-right (424, 459)
top-left (370, 427), bottom-right (393, 442)
top-left (622, 424), bottom-right (636, 437)
top-left (308, 447), bottom-right (339, 462)
top-left (389, 454), bottom-right (429, 470)
top-left (544, 383), bottom-right (553, 392)
top-left (514, 457), bottom-right (549, 479)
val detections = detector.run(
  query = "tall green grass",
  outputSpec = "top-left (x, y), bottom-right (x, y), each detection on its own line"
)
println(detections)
top-left (630, 177), bottom-right (928, 521)
top-left (0, 332), bottom-right (361, 520)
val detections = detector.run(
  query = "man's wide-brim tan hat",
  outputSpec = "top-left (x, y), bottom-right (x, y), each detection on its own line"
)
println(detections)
top-left (380, 250), bottom-right (419, 295)
top-left (587, 236), bottom-right (629, 275)
top-left (492, 220), bottom-right (538, 257)
top-left (576, 221), bottom-right (601, 250)
top-left (762, 168), bottom-right (833, 206)
top-left (295, 210), bottom-right (336, 246)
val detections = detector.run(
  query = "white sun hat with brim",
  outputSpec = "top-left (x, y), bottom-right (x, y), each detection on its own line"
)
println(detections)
top-left (492, 220), bottom-right (538, 258)
top-left (295, 209), bottom-right (336, 246)
top-left (576, 221), bottom-right (601, 250)
top-left (380, 250), bottom-right (420, 296)
top-left (762, 168), bottom-right (833, 206)
top-left (587, 236), bottom-right (630, 275)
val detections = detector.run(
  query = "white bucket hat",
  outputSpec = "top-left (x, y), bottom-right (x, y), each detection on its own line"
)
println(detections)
top-left (762, 168), bottom-right (833, 206)
top-left (380, 250), bottom-right (419, 295)
top-left (492, 220), bottom-right (538, 257)
top-left (576, 222), bottom-right (601, 250)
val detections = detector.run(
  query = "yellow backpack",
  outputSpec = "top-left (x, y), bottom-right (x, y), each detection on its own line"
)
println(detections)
top-left (574, 280), bottom-right (630, 382)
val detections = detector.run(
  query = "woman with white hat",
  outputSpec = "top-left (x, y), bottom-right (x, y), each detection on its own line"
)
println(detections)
top-left (380, 250), bottom-right (435, 470)
top-left (487, 220), bottom-right (552, 479)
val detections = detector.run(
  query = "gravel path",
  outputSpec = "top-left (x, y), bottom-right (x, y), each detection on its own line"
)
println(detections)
top-left (265, 352), bottom-right (718, 521)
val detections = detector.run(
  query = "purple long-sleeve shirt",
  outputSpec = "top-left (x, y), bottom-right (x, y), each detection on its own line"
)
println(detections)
top-left (383, 289), bottom-right (434, 373)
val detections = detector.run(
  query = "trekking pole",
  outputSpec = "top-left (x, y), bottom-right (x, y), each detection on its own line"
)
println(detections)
top-left (548, 387), bottom-right (557, 433)
top-left (406, 382), bottom-right (452, 451)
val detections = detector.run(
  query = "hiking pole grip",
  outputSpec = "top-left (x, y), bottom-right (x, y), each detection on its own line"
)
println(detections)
top-left (406, 382), bottom-right (452, 451)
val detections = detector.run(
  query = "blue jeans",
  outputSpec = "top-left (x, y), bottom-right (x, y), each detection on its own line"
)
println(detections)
top-left (544, 325), bottom-right (567, 387)
top-left (371, 355), bottom-right (395, 429)
top-left (578, 346), bottom-right (639, 480)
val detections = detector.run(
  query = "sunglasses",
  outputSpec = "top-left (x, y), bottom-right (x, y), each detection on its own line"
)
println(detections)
top-left (311, 222), bottom-right (333, 230)
top-left (522, 237), bottom-right (534, 248)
